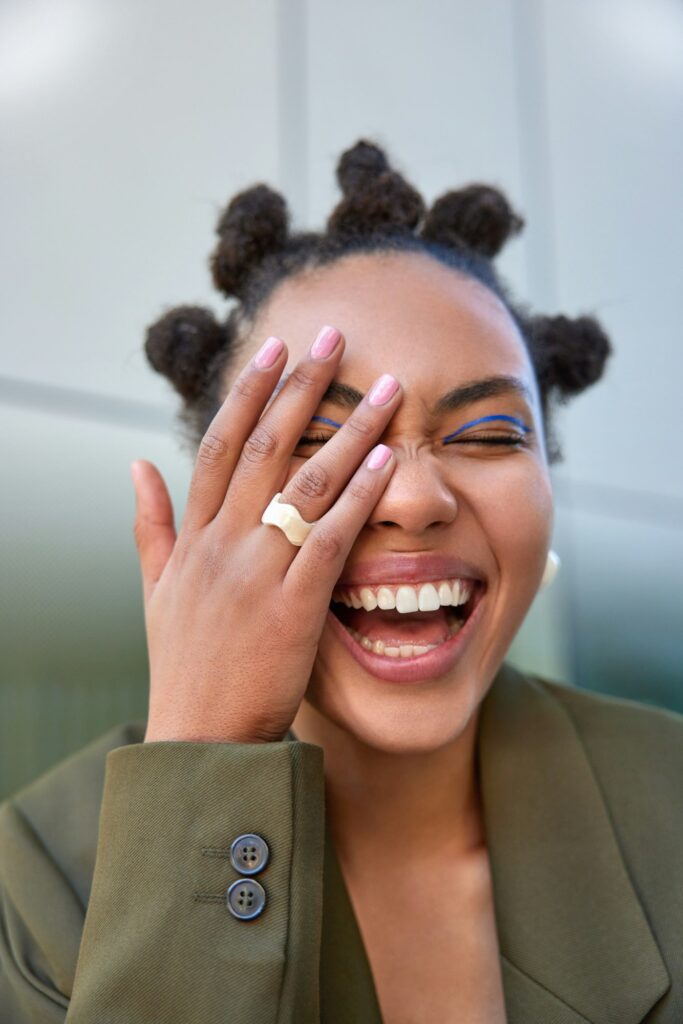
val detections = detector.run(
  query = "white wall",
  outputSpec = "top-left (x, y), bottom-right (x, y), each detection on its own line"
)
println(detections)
top-left (2, 0), bottom-right (681, 795)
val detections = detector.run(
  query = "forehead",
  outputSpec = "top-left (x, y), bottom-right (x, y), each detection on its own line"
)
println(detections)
top-left (249, 250), bottom-right (533, 395)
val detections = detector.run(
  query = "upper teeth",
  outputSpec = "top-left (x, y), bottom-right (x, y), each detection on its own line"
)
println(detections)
top-left (331, 578), bottom-right (474, 613)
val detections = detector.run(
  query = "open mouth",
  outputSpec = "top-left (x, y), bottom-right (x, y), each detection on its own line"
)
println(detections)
top-left (328, 580), bottom-right (484, 660)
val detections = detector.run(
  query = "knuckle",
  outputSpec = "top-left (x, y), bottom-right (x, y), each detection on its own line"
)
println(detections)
top-left (242, 424), bottom-right (279, 464)
top-left (197, 432), bottom-right (230, 468)
top-left (288, 364), bottom-right (319, 394)
top-left (347, 478), bottom-right (375, 504)
top-left (289, 462), bottom-right (331, 501)
top-left (309, 526), bottom-right (343, 564)
top-left (230, 374), bottom-right (259, 403)
top-left (132, 517), bottom-right (145, 549)
top-left (344, 414), bottom-right (374, 442)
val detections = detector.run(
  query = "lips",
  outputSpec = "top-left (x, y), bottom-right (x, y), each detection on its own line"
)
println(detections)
top-left (336, 552), bottom-right (487, 588)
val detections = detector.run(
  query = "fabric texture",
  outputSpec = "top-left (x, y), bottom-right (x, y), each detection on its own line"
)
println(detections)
top-left (1, 660), bottom-right (682, 1023)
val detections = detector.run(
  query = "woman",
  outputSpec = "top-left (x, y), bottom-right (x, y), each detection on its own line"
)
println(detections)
top-left (1, 139), bottom-right (682, 1023)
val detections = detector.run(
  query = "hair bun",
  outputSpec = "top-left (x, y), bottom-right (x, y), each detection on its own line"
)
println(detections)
top-left (421, 184), bottom-right (524, 258)
top-left (327, 137), bottom-right (426, 238)
top-left (144, 305), bottom-right (227, 401)
top-left (210, 184), bottom-right (289, 299)
top-left (528, 313), bottom-right (613, 399)
top-left (336, 139), bottom-right (391, 196)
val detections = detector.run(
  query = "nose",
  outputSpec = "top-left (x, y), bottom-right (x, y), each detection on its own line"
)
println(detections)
top-left (366, 446), bottom-right (458, 533)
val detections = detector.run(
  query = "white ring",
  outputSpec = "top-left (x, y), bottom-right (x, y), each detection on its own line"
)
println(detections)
top-left (260, 492), bottom-right (319, 547)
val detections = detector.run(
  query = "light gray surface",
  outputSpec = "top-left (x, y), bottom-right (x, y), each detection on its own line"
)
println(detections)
top-left (1, 0), bottom-right (681, 798)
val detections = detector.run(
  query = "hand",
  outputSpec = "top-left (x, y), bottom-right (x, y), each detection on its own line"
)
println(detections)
top-left (131, 326), bottom-right (403, 744)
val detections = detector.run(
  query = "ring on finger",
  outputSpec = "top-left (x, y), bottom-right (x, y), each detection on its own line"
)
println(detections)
top-left (261, 492), bottom-right (319, 547)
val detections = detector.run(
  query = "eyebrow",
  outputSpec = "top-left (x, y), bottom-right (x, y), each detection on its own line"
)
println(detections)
top-left (272, 373), bottom-right (533, 416)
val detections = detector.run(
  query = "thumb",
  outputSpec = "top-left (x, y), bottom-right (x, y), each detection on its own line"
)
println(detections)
top-left (130, 459), bottom-right (176, 606)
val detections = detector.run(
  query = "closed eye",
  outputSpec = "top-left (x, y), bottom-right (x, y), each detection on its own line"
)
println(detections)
top-left (295, 432), bottom-right (531, 449)
top-left (445, 433), bottom-right (529, 447)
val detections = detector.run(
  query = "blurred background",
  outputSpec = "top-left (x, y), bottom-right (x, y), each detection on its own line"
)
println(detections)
top-left (1, 0), bottom-right (682, 800)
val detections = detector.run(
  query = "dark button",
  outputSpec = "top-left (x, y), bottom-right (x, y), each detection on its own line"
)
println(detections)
top-left (226, 878), bottom-right (266, 920)
top-left (230, 833), bottom-right (270, 875)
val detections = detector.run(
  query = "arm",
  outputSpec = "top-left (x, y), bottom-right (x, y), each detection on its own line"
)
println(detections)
top-left (0, 738), bottom-right (325, 1023)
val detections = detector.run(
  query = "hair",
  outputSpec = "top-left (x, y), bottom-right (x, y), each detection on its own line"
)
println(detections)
top-left (144, 138), bottom-right (613, 464)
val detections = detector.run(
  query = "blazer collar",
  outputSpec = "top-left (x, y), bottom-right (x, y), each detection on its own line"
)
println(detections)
top-left (313, 661), bottom-right (671, 1023)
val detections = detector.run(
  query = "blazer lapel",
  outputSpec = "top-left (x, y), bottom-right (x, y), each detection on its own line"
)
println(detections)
top-left (478, 662), bottom-right (670, 1023)
top-left (319, 823), bottom-right (384, 1024)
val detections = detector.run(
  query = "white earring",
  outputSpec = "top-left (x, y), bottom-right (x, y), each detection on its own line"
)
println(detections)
top-left (540, 549), bottom-right (561, 591)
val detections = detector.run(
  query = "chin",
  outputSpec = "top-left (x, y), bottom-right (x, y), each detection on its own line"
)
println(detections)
top-left (304, 645), bottom-right (485, 756)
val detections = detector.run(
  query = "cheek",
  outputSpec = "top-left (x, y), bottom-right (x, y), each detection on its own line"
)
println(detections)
top-left (467, 465), bottom-right (554, 578)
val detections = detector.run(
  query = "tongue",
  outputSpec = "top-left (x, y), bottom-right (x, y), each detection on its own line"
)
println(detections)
top-left (343, 606), bottom-right (451, 645)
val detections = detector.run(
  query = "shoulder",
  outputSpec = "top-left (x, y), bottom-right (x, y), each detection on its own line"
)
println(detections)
top-left (534, 673), bottom-right (683, 766)
top-left (0, 720), bottom-right (145, 907)
top-left (531, 673), bottom-right (683, 832)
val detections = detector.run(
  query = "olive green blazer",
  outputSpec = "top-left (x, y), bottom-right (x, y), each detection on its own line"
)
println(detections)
top-left (1, 661), bottom-right (682, 1022)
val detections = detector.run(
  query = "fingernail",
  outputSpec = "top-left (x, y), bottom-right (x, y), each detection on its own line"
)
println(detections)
top-left (311, 325), bottom-right (342, 360)
top-left (368, 374), bottom-right (399, 406)
top-left (130, 461), bottom-right (140, 484)
top-left (254, 336), bottom-right (284, 369)
top-left (366, 444), bottom-right (392, 470)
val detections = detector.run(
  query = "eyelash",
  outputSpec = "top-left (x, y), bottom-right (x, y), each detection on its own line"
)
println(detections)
top-left (296, 432), bottom-right (531, 449)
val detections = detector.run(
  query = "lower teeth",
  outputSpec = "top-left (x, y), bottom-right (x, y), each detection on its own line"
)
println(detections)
top-left (343, 616), bottom-right (463, 659)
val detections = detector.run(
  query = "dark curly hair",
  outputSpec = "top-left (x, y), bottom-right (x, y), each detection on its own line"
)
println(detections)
top-left (144, 138), bottom-right (613, 464)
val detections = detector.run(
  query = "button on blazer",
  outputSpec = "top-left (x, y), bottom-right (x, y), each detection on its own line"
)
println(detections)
top-left (1, 661), bottom-right (682, 1022)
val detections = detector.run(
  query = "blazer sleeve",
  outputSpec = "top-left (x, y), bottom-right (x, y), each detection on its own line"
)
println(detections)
top-left (0, 737), bottom-right (326, 1023)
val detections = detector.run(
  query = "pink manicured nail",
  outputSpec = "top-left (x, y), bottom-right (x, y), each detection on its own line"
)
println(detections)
top-left (253, 336), bottom-right (284, 369)
top-left (368, 374), bottom-right (399, 406)
top-left (366, 444), bottom-right (392, 470)
top-left (311, 325), bottom-right (342, 359)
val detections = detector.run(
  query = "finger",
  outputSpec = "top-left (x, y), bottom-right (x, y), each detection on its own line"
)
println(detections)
top-left (131, 460), bottom-right (176, 606)
top-left (277, 372), bottom-right (402, 526)
top-left (283, 443), bottom-right (396, 602)
top-left (181, 335), bottom-right (288, 532)
top-left (223, 325), bottom-right (346, 516)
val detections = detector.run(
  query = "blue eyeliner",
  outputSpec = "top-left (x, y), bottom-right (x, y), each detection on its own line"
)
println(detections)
top-left (310, 413), bottom-right (533, 442)
top-left (311, 416), bottom-right (344, 428)
top-left (442, 415), bottom-right (533, 443)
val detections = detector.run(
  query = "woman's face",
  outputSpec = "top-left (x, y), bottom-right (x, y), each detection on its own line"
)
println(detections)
top-left (229, 251), bottom-right (554, 754)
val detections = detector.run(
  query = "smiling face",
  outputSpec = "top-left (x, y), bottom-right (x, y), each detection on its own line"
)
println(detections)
top-left (226, 250), bottom-right (554, 754)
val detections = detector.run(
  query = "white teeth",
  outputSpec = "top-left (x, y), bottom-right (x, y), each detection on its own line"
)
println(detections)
top-left (359, 587), bottom-right (378, 611)
top-left (377, 586), bottom-right (397, 610)
top-left (417, 583), bottom-right (441, 611)
top-left (334, 577), bottom-right (474, 612)
top-left (396, 586), bottom-right (419, 613)
top-left (343, 617), bottom-right (463, 658)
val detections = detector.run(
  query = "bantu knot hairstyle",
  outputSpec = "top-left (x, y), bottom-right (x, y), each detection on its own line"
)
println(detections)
top-left (210, 184), bottom-right (289, 300)
top-left (327, 139), bottom-right (426, 238)
top-left (144, 305), bottom-right (227, 403)
top-left (421, 185), bottom-right (525, 259)
top-left (144, 136), bottom-right (613, 463)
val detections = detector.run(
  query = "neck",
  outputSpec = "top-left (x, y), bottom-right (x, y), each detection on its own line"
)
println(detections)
top-left (290, 700), bottom-right (485, 872)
